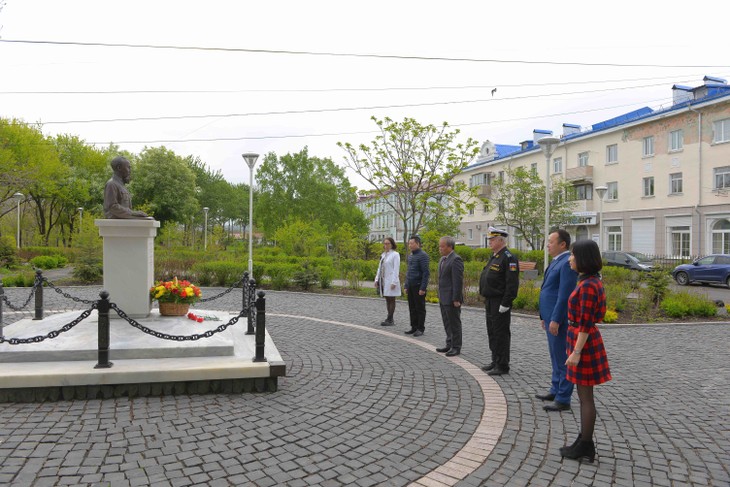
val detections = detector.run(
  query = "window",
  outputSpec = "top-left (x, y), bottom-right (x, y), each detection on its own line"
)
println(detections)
top-left (468, 207), bottom-right (475, 216)
top-left (607, 226), bottom-right (622, 251)
top-left (531, 163), bottom-right (538, 175)
top-left (470, 173), bottom-right (489, 187)
top-left (712, 219), bottom-right (730, 254)
top-left (498, 171), bottom-right (505, 182)
top-left (468, 228), bottom-right (473, 240)
top-left (553, 157), bottom-right (562, 174)
top-left (606, 144), bottom-right (618, 164)
top-left (670, 173), bottom-right (683, 194)
top-left (607, 181), bottom-right (618, 200)
top-left (670, 226), bottom-right (690, 257)
top-left (714, 118), bottom-right (730, 143)
top-left (714, 166), bottom-right (730, 190)
top-left (669, 129), bottom-right (684, 151)
top-left (643, 177), bottom-right (654, 197)
top-left (573, 184), bottom-right (593, 200)
top-left (642, 136), bottom-right (654, 157)
top-left (483, 203), bottom-right (488, 213)
top-left (578, 152), bottom-right (589, 167)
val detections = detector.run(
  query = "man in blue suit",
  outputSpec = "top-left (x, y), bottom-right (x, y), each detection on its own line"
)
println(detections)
top-left (537, 229), bottom-right (578, 412)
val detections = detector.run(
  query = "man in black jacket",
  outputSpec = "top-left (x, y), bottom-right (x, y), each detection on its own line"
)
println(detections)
top-left (404, 235), bottom-right (430, 337)
top-left (479, 227), bottom-right (519, 375)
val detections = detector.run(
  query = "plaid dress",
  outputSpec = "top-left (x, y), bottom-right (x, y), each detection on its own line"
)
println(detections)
top-left (566, 274), bottom-right (612, 386)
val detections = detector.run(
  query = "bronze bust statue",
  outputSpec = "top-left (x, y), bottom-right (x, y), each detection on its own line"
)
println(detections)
top-left (103, 156), bottom-right (153, 219)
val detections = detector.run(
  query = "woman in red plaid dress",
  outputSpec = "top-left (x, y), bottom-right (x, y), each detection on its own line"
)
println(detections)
top-left (560, 239), bottom-right (611, 463)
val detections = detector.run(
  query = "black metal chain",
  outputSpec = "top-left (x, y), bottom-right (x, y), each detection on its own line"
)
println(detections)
top-left (196, 276), bottom-right (246, 303)
top-left (42, 278), bottom-right (97, 305)
top-left (111, 303), bottom-right (245, 341)
top-left (0, 305), bottom-right (97, 344)
top-left (0, 282), bottom-right (38, 311)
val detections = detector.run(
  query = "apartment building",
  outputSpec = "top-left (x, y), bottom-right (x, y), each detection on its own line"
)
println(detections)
top-left (458, 76), bottom-right (730, 257)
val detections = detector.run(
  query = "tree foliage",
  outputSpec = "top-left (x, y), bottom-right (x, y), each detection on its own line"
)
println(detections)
top-left (273, 218), bottom-right (328, 257)
top-left (339, 116), bottom-right (480, 247)
top-left (256, 147), bottom-right (367, 237)
top-left (129, 147), bottom-right (199, 226)
top-left (491, 166), bottom-right (577, 250)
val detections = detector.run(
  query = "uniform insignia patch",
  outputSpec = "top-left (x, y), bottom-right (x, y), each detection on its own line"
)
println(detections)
top-left (509, 263), bottom-right (518, 272)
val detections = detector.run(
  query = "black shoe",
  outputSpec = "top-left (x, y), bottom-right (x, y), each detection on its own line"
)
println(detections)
top-left (404, 329), bottom-right (416, 335)
top-left (561, 440), bottom-right (595, 463)
top-left (380, 320), bottom-right (394, 326)
top-left (543, 401), bottom-right (571, 412)
top-left (480, 363), bottom-right (496, 372)
top-left (535, 392), bottom-right (556, 401)
top-left (436, 346), bottom-right (451, 353)
top-left (445, 348), bottom-right (460, 357)
top-left (413, 330), bottom-right (424, 337)
top-left (487, 367), bottom-right (509, 376)
top-left (559, 433), bottom-right (582, 457)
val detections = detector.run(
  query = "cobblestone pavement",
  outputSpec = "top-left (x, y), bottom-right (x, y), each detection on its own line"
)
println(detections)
top-left (1, 285), bottom-right (729, 486)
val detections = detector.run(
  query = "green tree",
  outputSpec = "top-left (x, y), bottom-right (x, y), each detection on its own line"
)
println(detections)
top-left (491, 166), bottom-right (577, 250)
top-left (339, 116), bottom-right (480, 247)
top-left (129, 147), bottom-right (198, 226)
top-left (273, 218), bottom-right (327, 257)
top-left (256, 148), bottom-right (367, 237)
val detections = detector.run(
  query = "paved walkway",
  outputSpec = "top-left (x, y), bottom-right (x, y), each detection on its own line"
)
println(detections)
top-left (0, 286), bottom-right (729, 486)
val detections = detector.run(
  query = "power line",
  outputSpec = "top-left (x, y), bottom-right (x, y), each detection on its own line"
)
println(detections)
top-left (0, 73), bottom-right (715, 96)
top-left (85, 97), bottom-right (671, 145)
top-left (38, 81), bottom-right (681, 126)
top-left (2, 38), bottom-right (729, 69)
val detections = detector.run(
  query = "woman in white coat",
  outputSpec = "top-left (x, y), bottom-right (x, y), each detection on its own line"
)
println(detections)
top-left (375, 237), bottom-right (402, 326)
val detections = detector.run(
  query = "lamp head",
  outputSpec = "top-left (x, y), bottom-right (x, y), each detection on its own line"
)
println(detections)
top-left (537, 136), bottom-right (560, 158)
top-left (203, 207), bottom-right (209, 213)
top-left (595, 185), bottom-right (608, 199)
top-left (13, 192), bottom-right (23, 201)
top-left (242, 152), bottom-right (260, 169)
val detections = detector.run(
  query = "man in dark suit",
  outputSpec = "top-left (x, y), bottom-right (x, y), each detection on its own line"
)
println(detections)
top-left (436, 236), bottom-right (464, 356)
top-left (537, 229), bottom-right (578, 411)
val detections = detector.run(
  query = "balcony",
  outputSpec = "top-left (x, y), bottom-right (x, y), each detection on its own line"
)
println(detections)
top-left (566, 165), bottom-right (593, 182)
top-left (569, 199), bottom-right (596, 213)
top-left (476, 184), bottom-right (493, 198)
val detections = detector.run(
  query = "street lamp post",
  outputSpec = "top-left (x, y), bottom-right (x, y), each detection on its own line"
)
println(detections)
top-left (13, 192), bottom-right (23, 249)
top-left (537, 136), bottom-right (560, 274)
top-left (594, 186), bottom-right (608, 250)
top-left (203, 207), bottom-right (209, 251)
top-left (78, 207), bottom-right (83, 233)
top-left (242, 153), bottom-right (260, 276)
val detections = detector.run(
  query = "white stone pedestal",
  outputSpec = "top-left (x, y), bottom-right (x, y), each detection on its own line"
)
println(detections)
top-left (95, 219), bottom-right (160, 318)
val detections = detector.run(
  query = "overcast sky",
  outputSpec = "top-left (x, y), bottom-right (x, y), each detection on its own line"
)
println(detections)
top-left (1, 0), bottom-right (728, 189)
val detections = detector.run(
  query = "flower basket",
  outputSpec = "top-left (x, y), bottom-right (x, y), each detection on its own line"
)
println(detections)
top-left (150, 277), bottom-right (202, 317)
top-left (158, 302), bottom-right (190, 316)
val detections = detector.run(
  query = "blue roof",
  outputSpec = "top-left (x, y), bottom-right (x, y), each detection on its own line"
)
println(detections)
top-left (496, 144), bottom-right (521, 157)
top-left (591, 107), bottom-right (653, 131)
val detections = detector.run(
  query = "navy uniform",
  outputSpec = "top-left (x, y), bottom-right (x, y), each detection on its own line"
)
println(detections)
top-left (479, 227), bottom-right (520, 375)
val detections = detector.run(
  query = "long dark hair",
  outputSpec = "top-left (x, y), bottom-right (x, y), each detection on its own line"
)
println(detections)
top-left (571, 239), bottom-right (602, 275)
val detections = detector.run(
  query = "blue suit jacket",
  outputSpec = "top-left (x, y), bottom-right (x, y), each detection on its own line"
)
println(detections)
top-left (538, 252), bottom-right (578, 325)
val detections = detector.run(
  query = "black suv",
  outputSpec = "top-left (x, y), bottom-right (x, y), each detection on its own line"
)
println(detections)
top-left (602, 251), bottom-right (655, 271)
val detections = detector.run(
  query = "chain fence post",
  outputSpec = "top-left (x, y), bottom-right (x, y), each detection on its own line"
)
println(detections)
top-left (95, 290), bottom-right (113, 369)
top-left (253, 290), bottom-right (267, 362)
top-left (33, 269), bottom-right (44, 320)
top-left (245, 274), bottom-right (255, 335)
top-left (0, 281), bottom-right (4, 337)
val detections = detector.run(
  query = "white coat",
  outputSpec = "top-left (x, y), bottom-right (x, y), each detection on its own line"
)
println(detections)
top-left (375, 250), bottom-right (402, 297)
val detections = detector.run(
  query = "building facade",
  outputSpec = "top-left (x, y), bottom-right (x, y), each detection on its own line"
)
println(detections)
top-left (457, 76), bottom-right (730, 257)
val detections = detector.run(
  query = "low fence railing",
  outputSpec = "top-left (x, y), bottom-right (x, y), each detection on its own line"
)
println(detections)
top-left (0, 271), bottom-right (266, 367)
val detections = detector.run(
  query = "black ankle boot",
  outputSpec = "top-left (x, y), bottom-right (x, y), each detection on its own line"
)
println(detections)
top-left (559, 432), bottom-right (582, 456)
top-left (562, 439), bottom-right (595, 463)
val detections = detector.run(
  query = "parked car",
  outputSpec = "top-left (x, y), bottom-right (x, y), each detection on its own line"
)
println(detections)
top-left (602, 251), bottom-right (655, 271)
top-left (672, 254), bottom-right (730, 287)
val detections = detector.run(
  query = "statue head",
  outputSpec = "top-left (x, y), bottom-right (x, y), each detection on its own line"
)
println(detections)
top-left (111, 156), bottom-right (132, 184)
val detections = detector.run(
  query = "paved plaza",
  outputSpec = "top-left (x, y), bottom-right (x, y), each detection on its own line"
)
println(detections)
top-left (1, 286), bottom-right (729, 486)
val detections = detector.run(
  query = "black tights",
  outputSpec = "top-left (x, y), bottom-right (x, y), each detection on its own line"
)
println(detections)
top-left (577, 384), bottom-right (596, 440)
top-left (385, 297), bottom-right (396, 317)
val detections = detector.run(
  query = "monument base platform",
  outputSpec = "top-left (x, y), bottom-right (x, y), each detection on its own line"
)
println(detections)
top-left (0, 309), bottom-right (286, 402)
